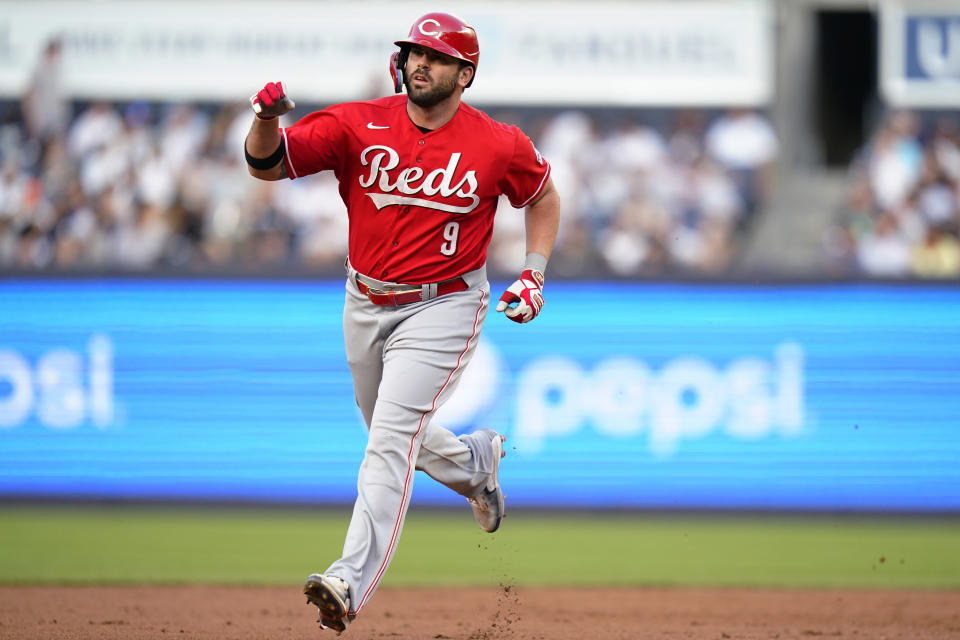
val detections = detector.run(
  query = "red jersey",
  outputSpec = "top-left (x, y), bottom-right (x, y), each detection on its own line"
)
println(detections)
top-left (281, 95), bottom-right (550, 283)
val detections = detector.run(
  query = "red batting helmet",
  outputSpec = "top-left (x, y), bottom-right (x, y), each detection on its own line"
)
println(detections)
top-left (391, 12), bottom-right (479, 92)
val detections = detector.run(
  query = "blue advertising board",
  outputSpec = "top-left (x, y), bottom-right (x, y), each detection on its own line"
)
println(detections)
top-left (881, 4), bottom-right (960, 107)
top-left (1, 279), bottom-right (959, 511)
top-left (904, 14), bottom-right (960, 82)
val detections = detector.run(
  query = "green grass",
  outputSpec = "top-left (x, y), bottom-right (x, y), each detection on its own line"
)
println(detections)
top-left (0, 505), bottom-right (957, 589)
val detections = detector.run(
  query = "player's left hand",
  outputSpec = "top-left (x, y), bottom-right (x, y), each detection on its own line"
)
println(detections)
top-left (496, 269), bottom-right (545, 324)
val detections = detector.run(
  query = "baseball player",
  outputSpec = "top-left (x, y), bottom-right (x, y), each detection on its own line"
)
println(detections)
top-left (245, 12), bottom-right (559, 634)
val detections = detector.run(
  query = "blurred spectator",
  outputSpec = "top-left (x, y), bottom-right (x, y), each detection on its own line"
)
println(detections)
top-left (68, 102), bottom-right (123, 162)
top-left (0, 100), bottom-right (775, 278)
top-left (704, 107), bottom-right (778, 223)
top-left (866, 110), bottom-right (923, 212)
top-left (912, 225), bottom-right (960, 277)
top-left (826, 109), bottom-right (960, 279)
top-left (855, 211), bottom-right (912, 278)
top-left (21, 37), bottom-right (69, 146)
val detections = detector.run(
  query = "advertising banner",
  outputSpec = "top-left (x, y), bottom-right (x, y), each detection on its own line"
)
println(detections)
top-left (1, 280), bottom-right (958, 510)
top-left (881, 3), bottom-right (960, 107)
top-left (1, 1), bottom-right (773, 106)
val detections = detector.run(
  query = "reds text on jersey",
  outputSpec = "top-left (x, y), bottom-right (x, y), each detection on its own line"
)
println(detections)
top-left (280, 95), bottom-right (550, 283)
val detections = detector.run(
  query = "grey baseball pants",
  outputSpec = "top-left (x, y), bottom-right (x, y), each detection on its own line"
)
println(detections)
top-left (325, 264), bottom-right (500, 616)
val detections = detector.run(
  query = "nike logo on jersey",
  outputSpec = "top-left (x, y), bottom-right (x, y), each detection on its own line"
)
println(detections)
top-left (359, 144), bottom-right (479, 214)
top-left (366, 122), bottom-right (390, 129)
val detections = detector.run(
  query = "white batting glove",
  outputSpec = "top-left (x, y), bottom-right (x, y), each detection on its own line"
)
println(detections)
top-left (250, 81), bottom-right (295, 119)
top-left (496, 269), bottom-right (545, 324)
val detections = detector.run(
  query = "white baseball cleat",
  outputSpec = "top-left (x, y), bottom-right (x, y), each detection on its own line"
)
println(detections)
top-left (304, 573), bottom-right (352, 634)
top-left (467, 432), bottom-right (506, 533)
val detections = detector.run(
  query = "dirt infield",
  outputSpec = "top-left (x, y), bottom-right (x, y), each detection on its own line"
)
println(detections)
top-left (2, 585), bottom-right (958, 639)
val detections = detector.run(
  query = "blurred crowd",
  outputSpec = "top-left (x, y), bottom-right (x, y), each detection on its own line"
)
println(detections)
top-left (0, 38), bottom-right (778, 278)
top-left (495, 107), bottom-right (776, 278)
top-left (5, 38), bottom-right (959, 282)
top-left (824, 109), bottom-right (960, 279)
top-left (0, 100), bottom-right (775, 279)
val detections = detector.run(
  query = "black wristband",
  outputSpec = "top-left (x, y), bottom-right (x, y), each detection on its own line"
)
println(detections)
top-left (244, 138), bottom-right (286, 171)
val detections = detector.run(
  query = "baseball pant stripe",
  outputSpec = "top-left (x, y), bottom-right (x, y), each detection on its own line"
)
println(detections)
top-left (355, 288), bottom-right (488, 613)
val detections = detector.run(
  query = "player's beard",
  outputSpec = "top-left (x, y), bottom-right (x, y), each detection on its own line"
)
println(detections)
top-left (405, 70), bottom-right (458, 108)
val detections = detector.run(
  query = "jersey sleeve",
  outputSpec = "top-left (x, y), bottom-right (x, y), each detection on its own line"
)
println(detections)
top-left (499, 128), bottom-right (551, 208)
top-left (280, 109), bottom-right (345, 179)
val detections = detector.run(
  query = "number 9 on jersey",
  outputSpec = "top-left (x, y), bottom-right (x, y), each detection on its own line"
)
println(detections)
top-left (440, 221), bottom-right (460, 256)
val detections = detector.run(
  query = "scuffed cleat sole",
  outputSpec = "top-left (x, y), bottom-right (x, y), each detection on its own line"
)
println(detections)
top-left (304, 574), bottom-right (349, 633)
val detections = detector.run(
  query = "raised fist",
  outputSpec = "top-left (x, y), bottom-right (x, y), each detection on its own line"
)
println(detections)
top-left (250, 81), bottom-right (295, 119)
top-left (496, 269), bottom-right (545, 324)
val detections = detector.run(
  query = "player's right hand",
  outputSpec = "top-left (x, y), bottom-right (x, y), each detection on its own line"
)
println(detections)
top-left (250, 81), bottom-right (295, 119)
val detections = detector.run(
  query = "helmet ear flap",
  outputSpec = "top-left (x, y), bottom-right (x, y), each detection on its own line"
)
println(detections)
top-left (389, 50), bottom-right (406, 93)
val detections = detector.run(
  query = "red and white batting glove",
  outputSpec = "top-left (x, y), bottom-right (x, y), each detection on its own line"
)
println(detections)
top-left (250, 81), bottom-right (296, 120)
top-left (496, 269), bottom-right (545, 324)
